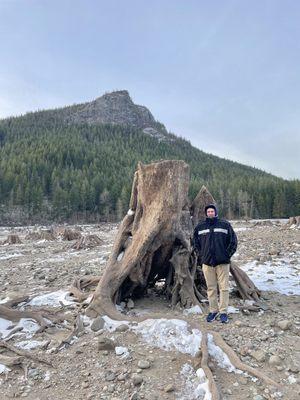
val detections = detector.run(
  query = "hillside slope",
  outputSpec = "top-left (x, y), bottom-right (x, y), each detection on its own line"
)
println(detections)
top-left (0, 91), bottom-right (299, 224)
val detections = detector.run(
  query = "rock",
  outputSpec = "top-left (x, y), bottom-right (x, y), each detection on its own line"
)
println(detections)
top-left (277, 320), bottom-right (292, 331)
top-left (115, 324), bottom-right (129, 332)
top-left (239, 376), bottom-right (248, 385)
top-left (127, 299), bottom-right (135, 309)
top-left (269, 355), bottom-right (281, 366)
top-left (91, 316), bottom-right (105, 332)
top-left (251, 350), bottom-right (267, 363)
top-left (132, 374), bottom-right (143, 386)
top-left (115, 346), bottom-right (128, 356)
top-left (130, 393), bottom-right (139, 400)
top-left (82, 381), bottom-right (90, 389)
top-left (137, 360), bottom-right (150, 369)
top-left (253, 396), bottom-right (264, 400)
top-left (165, 384), bottom-right (175, 392)
top-left (288, 363), bottom-right (300, 373)
top-left (98, 337), bottom-right (115, 351)
top-left (105, 371), bottom-right (116, 382)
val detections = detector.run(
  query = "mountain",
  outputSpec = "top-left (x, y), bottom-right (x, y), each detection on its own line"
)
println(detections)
top-left (0, 90), bottom-right (299, 224)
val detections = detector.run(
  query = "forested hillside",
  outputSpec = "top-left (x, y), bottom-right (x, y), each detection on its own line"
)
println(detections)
top-left (0, 94), bottom-right (299, 224)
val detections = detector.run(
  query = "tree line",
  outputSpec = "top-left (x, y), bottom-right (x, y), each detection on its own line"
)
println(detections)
top-left (0, 112), bottom-right (299, 224)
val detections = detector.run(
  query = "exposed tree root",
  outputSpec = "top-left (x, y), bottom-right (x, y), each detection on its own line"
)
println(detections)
top-left (0, 296), bottom-right (72, 335)
top-left (0, 341), bottom-right (53, 367)
top-left (69, 276), bottom-right (101, 302)
top-left (0, 305), bottom-right (51, 333)
top-left (211, 331), bottom-right (282, 389)
top-left (230, 262), bottom-right (261, 303)
top-left (199, 332), bottom-right (220, 400)
top-left (0, 354), bottom-right (24, 367)
top-left (56, 314), bottom-right (84, 350)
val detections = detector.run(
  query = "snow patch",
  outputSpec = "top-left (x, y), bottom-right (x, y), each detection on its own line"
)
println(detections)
top-left (15, 340), bottom-right (47, 350)
top-left (0, 317), bottom-right (40, 340)
top-left (241, 255), bottom-right (300, 295)
top-left (29, 290), bottom-right (75, 307)
top-left (132, 318), bottom-right (202, 356)
top-left (178, 363), bottom-right (211, 400)
top-left (102, 316), bottom-right (130, 332)
top-left (287, 375), bottom-right (297, 384)
top-left (0, 252), bottom-right (23, 260)
top-left (227, 306), bottom-right (240, 314)
top-left (0, 364), bottom-right (11, 374)
top-left (183, 305), bottom-right (203, 315)
top-left (207, 334), bottom-right (242, 374)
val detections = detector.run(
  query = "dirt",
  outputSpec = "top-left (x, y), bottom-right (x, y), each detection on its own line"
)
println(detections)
top-left (0, 220), bottom-right (299, 400)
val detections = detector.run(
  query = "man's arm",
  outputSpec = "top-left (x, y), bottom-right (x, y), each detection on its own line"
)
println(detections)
top-left (227, 223), bottom-right (237, 258)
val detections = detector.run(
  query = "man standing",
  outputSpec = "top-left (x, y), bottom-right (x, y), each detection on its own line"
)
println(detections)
top-left (193, 204), bottom-right (237, 323)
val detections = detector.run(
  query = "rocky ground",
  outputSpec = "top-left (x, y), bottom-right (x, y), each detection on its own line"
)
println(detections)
top-left (0, 220), bottom-right (299, 400)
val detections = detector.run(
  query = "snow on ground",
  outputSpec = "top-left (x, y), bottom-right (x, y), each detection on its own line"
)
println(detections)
top-left (28, 289), bottom-right (76, 307)
top-left (177, 363), bottom-right (211, 400)
top-left (15, 339), bottom-right (48, 350)
top-left (207, 334), bottom-right (242, 373)
top-left (0, 252), bottom-right (23, 260)
top-left (132, 318), bottom-right (202, 357)
top-left (241, 254), bottom-right (300, 295)
top-left (183, 305), bottom-right (203, 315)
top-left (0, 317), bottom-right (40, 340)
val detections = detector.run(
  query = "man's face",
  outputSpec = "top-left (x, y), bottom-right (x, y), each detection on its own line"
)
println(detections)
top-left (206, 208), bottom-right (216, 218)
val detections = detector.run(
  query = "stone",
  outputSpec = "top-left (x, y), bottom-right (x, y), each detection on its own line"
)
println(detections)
top-left (269, 355), bottom-right (281, 366)
top-left (253, 396), bottom-right (264, 400)
top-left (165, 384), bottom-right (175, 392)
top-left (127, 299), bottom-right (135, 309)
top-left (132, 374), bottom-right (143, 386)
top-left (251, 350), bottom-right (267, 363)
top-left (105, 371), bottom-right (116, 382)
top-left (98, 337), bottom-right (115, 351)
top-left (277, 320), bottom-right (292, 331)
top-left (91, 316), bottom-right (105, 332)
top-left (130, 393), bottom-right (139, 400)
top-left (115, 324), bottom-right (129, 332)
top-left (288, 363), bottom-right (300, 373)
top-left (239, 376), bottom-right (248, 385)
top-left (137, 360), bottom-right (150, 369)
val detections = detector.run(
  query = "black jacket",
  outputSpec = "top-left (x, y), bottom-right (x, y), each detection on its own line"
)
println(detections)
top-left (193, 217), bottom-right (237, 267)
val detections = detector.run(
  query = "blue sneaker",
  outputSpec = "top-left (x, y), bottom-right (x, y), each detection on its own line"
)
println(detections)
top-left (219, 313), bottom-right (229, 324)
top-left (206, 312), bottom-right (218, 322)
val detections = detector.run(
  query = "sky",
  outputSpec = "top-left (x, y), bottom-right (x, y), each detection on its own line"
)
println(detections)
top-left (0, 0), bottom-right (299, 180)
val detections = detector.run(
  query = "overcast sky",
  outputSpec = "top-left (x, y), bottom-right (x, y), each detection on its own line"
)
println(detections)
top-left (0, 0), bottom-right (299, 179)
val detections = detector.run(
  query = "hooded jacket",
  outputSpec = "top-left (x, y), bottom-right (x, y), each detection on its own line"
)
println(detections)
top-left (193, 212), bottom-right (237, 267)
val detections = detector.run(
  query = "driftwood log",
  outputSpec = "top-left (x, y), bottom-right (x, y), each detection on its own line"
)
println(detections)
top-left (86, 160), bottom-right (261, 319)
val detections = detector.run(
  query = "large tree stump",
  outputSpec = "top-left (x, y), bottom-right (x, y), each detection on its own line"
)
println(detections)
top-left (2, 234), bottom-right (22, 245)
top-left (86, 160), bottom-right (261, 319)
top-left (87, 160), bottom-right (203, 318)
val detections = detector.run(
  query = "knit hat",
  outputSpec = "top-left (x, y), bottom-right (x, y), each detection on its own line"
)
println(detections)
top-left (205, 204), bottom-right (218, 217)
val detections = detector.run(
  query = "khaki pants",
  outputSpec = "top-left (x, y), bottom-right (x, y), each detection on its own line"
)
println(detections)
top-left (202, 264), bottom-right (230, 313)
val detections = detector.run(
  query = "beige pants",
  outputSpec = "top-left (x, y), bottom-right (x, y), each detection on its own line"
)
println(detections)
top-left (202, 264), bottom-right (230, 313)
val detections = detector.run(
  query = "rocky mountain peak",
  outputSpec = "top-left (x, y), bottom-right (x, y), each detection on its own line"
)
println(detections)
top-left (64, 90), bottom-right (167, 138)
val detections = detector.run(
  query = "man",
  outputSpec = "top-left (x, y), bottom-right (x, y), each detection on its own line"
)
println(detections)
top-left (193, 204), bottom-right (237, 323)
